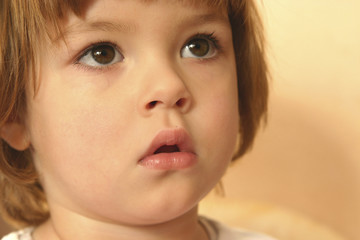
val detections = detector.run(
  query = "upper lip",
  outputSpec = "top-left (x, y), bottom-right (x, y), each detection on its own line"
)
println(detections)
top-left (139, 127), bottom-right (195, 161)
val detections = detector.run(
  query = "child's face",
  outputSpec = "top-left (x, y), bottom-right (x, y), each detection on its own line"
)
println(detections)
top-left (26, 0), bottom-right (239, 225)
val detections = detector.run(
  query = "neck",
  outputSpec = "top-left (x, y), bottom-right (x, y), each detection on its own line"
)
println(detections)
top-left (33, 205), bottom-right (208, 240)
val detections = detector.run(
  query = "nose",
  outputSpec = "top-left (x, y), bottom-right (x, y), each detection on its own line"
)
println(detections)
top-left (137, 61), bottom-right (192, 117)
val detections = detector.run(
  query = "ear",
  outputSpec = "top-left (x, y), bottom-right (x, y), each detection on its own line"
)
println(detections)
top-left (0, 122), bottom-right (30, 151)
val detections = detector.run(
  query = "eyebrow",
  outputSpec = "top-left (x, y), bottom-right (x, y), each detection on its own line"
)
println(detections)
top-left (180, 12), bottom-right (229, 26)
top-left (56, 21), bottom-right (136, 42)
top-left (57, 12), bottom-right (228, 41)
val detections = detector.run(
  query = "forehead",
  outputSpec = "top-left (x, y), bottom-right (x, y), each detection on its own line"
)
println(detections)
top-left (47, 0), bottom-right (230, 42)
top-left (141, 0), bottom-right (229, 7)
top-left (53, 0), bottom-right (229, 18)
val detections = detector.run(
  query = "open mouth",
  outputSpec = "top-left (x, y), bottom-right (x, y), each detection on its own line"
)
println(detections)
top-left (154, 145), bottom-right (180, 154)
top-left (138, 128), bottom-right (196, 170)
top-left (139, 128), bottom-right (195, 160)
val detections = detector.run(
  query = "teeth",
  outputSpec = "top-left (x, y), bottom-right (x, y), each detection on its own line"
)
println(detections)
top-left (154, 145), bottom-right (180, 154)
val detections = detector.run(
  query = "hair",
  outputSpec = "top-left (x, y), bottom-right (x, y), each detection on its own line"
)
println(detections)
top-left (0, 0), bottom-right (268, 228)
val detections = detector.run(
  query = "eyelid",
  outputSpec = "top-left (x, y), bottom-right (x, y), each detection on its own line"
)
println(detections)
top-left (198, 32), bottom-right (219, 48)
top-left (76, 41), bottom-right (114, 60)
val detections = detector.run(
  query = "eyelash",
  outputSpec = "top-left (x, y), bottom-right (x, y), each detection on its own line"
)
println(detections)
top-left (193, 32), bottom-right (220, 50)
top-left (73, 32), bottom-right (222, 72)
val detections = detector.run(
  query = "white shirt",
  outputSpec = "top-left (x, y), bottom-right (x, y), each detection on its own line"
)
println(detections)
top-left (199, 217), bottom-right (277, 240)
top-left (2, 217), bottom-right (277, 240)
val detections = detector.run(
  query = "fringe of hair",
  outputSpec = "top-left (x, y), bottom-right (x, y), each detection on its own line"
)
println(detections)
top-left (0, 0), bottom-right (80, 227)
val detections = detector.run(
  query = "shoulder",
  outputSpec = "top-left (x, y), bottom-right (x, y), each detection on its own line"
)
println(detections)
top-left (199, 216), bottom-right (277, 240)
top-left (1, 228), bottom-right (34, 240)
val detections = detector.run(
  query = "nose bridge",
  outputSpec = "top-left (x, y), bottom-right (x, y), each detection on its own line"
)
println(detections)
top-left (137, 53), bottom-right (191, 115)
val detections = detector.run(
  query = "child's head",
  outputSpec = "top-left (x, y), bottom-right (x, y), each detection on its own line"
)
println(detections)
top-left (0, 0), bottom-right (267, 229)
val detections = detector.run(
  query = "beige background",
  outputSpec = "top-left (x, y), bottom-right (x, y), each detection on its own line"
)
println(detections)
top-left (222, 1), bottom-right (360, 240)
top-left (1, 0), bottom-right (360, 239)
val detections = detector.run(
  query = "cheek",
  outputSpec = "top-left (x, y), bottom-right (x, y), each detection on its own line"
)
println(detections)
top-left (197, 64), bottom-right (239, 146)
top-left (186, 83), bottom-right (239, 197)
top-left (189, 64), bottom-right (239, 171)
top-left (200, 89), bottom-right (239, 153)
top-left (27, 96), bottom-right (137, 210)
top-left (27, 89), bottom-right (133, 181)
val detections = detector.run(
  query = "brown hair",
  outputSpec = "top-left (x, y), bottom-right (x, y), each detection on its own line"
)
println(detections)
top-left (0, 0), bottom-right (268, 228)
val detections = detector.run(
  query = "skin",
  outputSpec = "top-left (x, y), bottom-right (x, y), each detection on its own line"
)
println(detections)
top-left (8, 0), bottom-right (239, 239)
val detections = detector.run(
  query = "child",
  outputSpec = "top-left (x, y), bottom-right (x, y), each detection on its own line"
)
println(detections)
top-left (0, 0), bottom-right (273, 239)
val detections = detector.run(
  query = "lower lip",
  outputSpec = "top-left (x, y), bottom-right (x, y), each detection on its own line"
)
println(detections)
top-left (138, 152), bottom-right (197, 170)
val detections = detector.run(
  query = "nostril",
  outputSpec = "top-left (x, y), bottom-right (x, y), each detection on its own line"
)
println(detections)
top-left (146, 101), bottom-right (158, 109)
top-left (146, 99), bottom-right (186, 110)
top-left (176, 98), bottom-right (186, 107)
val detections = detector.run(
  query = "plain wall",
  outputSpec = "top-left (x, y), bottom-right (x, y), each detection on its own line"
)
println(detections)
top-left (223, 1), bottom-right (360, 240)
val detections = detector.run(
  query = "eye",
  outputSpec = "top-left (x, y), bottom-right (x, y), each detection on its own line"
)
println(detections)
top-left (77, 43), bottom-right (124, 67)
top-left (181, 34), bottom-right (218, 59)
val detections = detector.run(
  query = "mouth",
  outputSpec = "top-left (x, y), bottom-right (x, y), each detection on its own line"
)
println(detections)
top-left (138, 128), bottom-right (196, 170)
top-left (154, 145), bottom-right (180, 154)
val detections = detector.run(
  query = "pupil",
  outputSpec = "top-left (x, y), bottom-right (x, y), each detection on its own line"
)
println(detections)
top-left (188, 39), bottom-right (209, 57)
top-left (92, 45), bottom-right (115, 64)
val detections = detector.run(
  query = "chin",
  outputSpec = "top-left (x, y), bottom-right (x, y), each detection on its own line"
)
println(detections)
top-left (138, 206), bottom-right (198, 225)
top-left (121, 195), bottom-right (201, 226)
